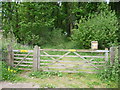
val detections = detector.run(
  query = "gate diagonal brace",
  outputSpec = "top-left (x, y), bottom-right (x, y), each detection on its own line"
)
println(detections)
top-left (42, 51), bottom-right (71, 69)
top-left (14, 52), bottom-right (31, 67)
top-left (73, 52), bottom-right (99, 70)
top-left (82, 58), bottom-right (94, 68)
top-left (43, 51), bottom-right (55, 60)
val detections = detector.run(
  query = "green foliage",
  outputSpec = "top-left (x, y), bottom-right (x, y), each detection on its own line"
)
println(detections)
top-left (1, 61), bottom-right (22, 81)
top-left (0, 48), bottom-right (7, 61)
top-left (76, 72), bottom-right (86, 77)
top-left (2, 2), bottom-right (68, 46)
top-left (29, 71), bottom-right (63, 79)
top-left (71, 4), bottom-right (119, 49)
top-left (1, 30), bottom-right (33, 50)
top-left (49, 29), bottom-right (65, 45)
top-left (2, 2), bottom-right (120, 47)
top-left (98, 55), bottom-right (120, 83)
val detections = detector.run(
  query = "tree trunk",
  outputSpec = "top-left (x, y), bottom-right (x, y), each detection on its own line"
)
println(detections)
top-left (64, 2), bottom-right (73, 37)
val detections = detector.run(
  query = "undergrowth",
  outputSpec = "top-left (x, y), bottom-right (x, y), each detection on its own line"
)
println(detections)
top-left (98, 49), bottom-right (120, 86)
top-left (1, 61), bottom-right (25, 82)
top-left (29, 71), bottom-right (63, 79)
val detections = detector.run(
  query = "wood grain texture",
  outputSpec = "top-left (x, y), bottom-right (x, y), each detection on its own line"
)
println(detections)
top-left (118, 46), bottom-right (120, 64)
top-left (13, 50), bottom-right (33, 52)
top-left (14, 54), bottom-right (33, 56)
top-left (14, 61), bottom-right (33, 64)
top-left (14, 57), bottom-right (32, 60)
top-left (42, 70), bottom-right (97, 73)
top-left (7, 45), bottom-right (14, 66)
top-left (110, 47), bottom-right (116, 64)
top-left (40, 60), bottom-right (105, 63)
top-left (33, 45), bottom-right (38, 71)
top-left (105, 48), bottom-right (109, 62)
top-left (14, 64), bottom-right (32, 67)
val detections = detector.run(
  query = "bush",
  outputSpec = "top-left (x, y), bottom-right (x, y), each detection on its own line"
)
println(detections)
top-left (0, 48), bottom-right (7, 61)
top-left (50, 29), bottom-right (65, 46)
top-left (71, 4), bottom-right (119, 49)
top-left (14, 28), bottom-right (66, 47)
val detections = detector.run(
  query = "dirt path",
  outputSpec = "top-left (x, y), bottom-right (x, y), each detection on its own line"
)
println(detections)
top-left (0, 81), bottom-right (39, 89)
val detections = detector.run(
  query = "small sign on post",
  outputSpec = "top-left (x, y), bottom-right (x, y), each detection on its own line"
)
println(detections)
top-left (91, 41), bottom-right (98, 50)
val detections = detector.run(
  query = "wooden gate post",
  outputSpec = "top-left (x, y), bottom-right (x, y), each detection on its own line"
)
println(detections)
top-left (118, 46), bottom-right (120, 64)
top-left (110, 47), bottom-right (116, 65)
top-left (7, 45), bottom-right (14, 66)
top-left (33, 45), bottom-right (40, 71)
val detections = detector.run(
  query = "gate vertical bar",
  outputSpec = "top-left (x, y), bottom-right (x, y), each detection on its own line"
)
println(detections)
top-left (37, 46), bottom-right (40, 70)
top-left (7, 45), bottom-right (14, 66)
top-left (105, 48), bottom-right (108, 63)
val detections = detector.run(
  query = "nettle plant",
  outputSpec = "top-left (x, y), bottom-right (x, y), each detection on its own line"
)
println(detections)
top-left (99, 57), bottom-right (119, 83)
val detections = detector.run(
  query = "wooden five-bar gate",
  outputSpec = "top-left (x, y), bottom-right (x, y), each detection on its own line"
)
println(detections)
top-left (7, 45), bottom-right (118, 73)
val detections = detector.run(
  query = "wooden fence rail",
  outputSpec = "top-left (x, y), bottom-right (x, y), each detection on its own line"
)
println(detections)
top-left (7, 45), bottom-right (119, 73)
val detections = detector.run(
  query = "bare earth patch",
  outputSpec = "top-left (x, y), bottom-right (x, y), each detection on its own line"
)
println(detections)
top-left (0, 81), bottom-right (39, 89)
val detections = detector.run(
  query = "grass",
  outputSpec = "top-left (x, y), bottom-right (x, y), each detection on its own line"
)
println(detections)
top-left (17, 71), bottom-right (118, 88)
top-left (10, 75), bottom-right (27, 83)
top-left (29, 71), bottom-right (63, 79)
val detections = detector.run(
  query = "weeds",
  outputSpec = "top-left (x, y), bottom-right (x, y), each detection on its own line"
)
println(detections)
top-left (29, 71), bottom-right (63, 79)
top-left (97, 49), bottom-right (120, 84)
top-left (40, 84), bottom-right (56, 88)
top-left (1, 61), bottom-right (23, 82)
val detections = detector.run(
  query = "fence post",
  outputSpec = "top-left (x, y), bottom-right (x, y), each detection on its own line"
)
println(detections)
top-left (118, 46), bottom-right (120, 64)
top-left (7, 45), bottom-right (14, 66)
top-left (110, 47), bottom-right (116, 65)
top-left (33, 45), bottom-right (40, 71)
top-left (105, 48), bottom-right (108, 63)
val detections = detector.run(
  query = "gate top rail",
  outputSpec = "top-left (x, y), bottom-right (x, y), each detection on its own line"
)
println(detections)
top-left (13, 50), bottom-right (33, 52)
top-left (13, 49), bottom-right (109, 53)
top-left (39, 49), bottom-right (109, 53)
